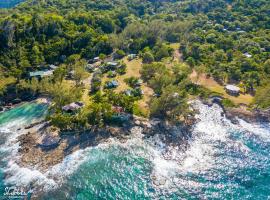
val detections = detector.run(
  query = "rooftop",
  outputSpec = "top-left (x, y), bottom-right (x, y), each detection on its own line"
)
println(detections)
top-left (49, 64), bottom-right (58, 70)
top-left (107, 61), bottom-right (119, 66)
top-left (62, 102), bottom-right (84, 112)
top-left (225, 85), bottom-right (240, 92)
top-left (29, 70), bottom-right (54, 77)
top-left (244, 53), bottom-right (252, 58)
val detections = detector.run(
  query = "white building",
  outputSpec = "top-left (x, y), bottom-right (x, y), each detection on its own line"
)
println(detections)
top-left (225, 85), bottom-right (240, 96)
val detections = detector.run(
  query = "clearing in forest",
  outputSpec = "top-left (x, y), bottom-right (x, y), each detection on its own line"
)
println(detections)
top-left (190, 70), bottom-right (254, 105)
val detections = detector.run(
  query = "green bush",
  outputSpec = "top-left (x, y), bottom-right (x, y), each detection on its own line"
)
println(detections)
top-left (221, 99), bottom-right (235, 108)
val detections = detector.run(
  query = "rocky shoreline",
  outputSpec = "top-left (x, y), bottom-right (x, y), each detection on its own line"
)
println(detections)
top-left (202, 97), bottom-right (270, 124)
top-left (12, 96), bottom-right (270, 179)
top-left (17, 115), bottom-right (193, 172)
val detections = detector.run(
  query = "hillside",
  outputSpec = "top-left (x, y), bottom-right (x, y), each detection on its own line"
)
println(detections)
top-left (0, 0), bottom-right (269, 128)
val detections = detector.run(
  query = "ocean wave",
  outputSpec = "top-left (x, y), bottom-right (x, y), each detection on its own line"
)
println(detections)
top-left (1, 101), bottom-right (270, 198)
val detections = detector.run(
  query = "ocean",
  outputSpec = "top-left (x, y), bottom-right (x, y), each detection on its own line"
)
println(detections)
top-left (0, 101), bottom-right (270, 199)
top-left (0, 0), bottom-right (24, 8)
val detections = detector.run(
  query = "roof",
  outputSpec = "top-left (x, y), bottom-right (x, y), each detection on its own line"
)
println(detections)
top-left (111, 80), bottom-right (119, 86)
top-left (225, 85), bottom-right (240, 92)
top-left (29, 70), bottom-right (54, 77)
top-left (49, 64), bottom-right (58, 70)
top-left (128, 54), bottom-right (137, 58)
top-left (106, 80), bottom-right (119, 88)
top-left (136, 79), bottom-right (143, 85)
top-left (107, 62), bottom-right (118, 66)
top-left (62, 102), bottom-right (84, 112)
top-left (244, 53), bottom-right (252, 58)
top-left (112, 106), bottom-right (124, 113)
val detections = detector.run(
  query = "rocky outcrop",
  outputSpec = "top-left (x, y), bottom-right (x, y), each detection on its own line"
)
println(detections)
top-left (132, 116), bottom-right (192, 148)
top-left (17, 116), bottom-right (193, 171)
top-left (203, 96), bottom-right (270, 124)
top-left (225, 107), bottom-right (270, 123)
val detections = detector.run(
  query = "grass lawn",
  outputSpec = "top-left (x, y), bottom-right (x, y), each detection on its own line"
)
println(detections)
top-left (190, 70), bottom-right (253, 105)
top-left (99, 56), bottom-right (153, 116)
top-left (114, 57), bottom-right (142, 92)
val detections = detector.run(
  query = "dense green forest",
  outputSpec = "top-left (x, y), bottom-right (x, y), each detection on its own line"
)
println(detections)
top-left (0, 0), bottom-right (269, 129)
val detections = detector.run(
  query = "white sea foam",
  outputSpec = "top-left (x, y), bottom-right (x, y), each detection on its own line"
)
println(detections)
top-left (4, 161), bottom-right (57, 190)
top-left (1, 100), bottom-right (270, 195)
top-left (177, 102), bottom-right (233, 172)
top-left (238, 118), bottom-right (270, 141)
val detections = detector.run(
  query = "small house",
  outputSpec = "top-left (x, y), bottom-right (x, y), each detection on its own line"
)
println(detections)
top-left (105, 80), bottom-right (119, 89)
top-left (29, 70), bottom-right (54, 78)
top-left (112, 106), bottom-right (124, 114)
top-left (94, 57), bottom-right (100, 62)
top-left (243, 53), bottom-right (252, 58)
top-left (62, 102), bottom-right (84, 113)
top-left (128, 54), bottom-right (137, 61)
top-left (107, 61), bottom-right (119, 68)
top-left (88, 57), bottom-right (100, 64)
top-left (49, 64), bottom-right (58, 70)
top-left (135, 79), bottom-right (143, 86)
top-left (225, 85), bottom-right (240, 96)
top-left (86, 64), bottom-right (95, 72)
top-left (238, 30), bottom-right (246, 33)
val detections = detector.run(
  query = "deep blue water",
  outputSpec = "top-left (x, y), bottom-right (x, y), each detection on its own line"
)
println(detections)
top-left (0, 102), bottom-right (270, 199)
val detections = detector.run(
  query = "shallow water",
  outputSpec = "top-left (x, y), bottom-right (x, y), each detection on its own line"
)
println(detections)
top-left (0, 102), bottom-right (48, 198)
top-left (1, 101), bottom-right (270, 199)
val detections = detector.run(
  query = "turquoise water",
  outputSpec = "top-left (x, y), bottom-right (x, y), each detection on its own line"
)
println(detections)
top-left (0, 102), bottom-right (47, 126)
top-left (1, 102), bottom-right (270, 199)
top-left (0, 102), bottom-right (48, 199)
top-left (0, 0), bottom-right (24, 8)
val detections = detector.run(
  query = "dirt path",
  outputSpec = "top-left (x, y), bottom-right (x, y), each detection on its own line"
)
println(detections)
top-left (82, 73), bottom-right (93, 106)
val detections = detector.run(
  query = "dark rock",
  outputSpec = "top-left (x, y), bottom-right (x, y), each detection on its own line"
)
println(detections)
top-left (25, 120), bottom-right (46, 129)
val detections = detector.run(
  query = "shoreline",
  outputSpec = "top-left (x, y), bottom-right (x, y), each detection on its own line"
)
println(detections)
top-left (14, 97), bottom-right (270, 172)
top-left (1, 97), bottom-right (268, 189)
top-left (17, 114), bottom-right (192, 172)
top-left (201, 97), bottom-right (270, 124)
top-left (3, 97), bottom-right (269, 198)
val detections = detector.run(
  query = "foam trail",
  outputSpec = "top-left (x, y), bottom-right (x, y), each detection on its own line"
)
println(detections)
top-left (4, 161), bottom-right (57, 190)
top-left (1, 100), bottom-right (270, 197)
top-left (238, 119), bottom-right (270, 141)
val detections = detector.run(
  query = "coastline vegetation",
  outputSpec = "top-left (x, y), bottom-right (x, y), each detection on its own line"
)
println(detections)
top-left (0, 0), bottom-right (269, 130)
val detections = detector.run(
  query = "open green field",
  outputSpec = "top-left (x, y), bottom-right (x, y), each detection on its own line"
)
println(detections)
top-left (190, 70), bottom-right (253, 105)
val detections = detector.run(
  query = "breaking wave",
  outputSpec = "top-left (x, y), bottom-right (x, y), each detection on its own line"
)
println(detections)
top-left (1, 101), bottom-right (270, 199)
